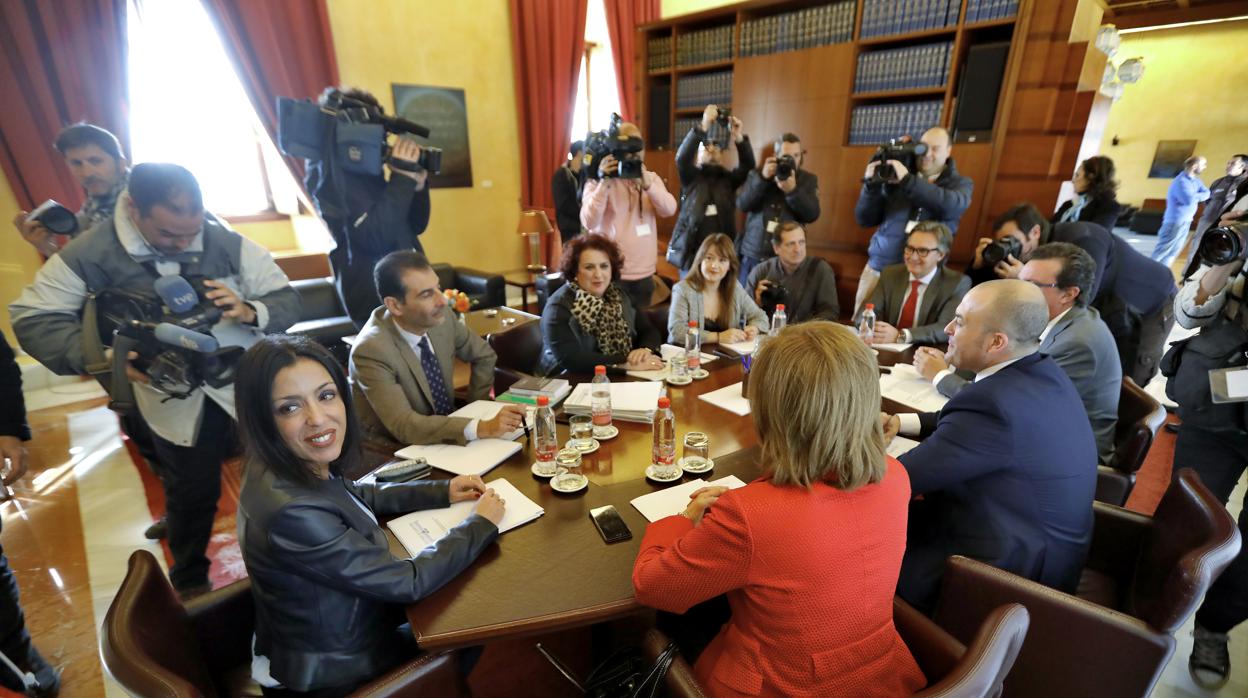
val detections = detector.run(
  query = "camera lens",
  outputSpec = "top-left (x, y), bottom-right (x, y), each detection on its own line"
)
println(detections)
top-left (1198, 226), bottom-right (1246, 266)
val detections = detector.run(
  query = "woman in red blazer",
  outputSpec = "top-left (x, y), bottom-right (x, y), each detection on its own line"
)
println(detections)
top-left (633, 322), bottom-right (925, 697)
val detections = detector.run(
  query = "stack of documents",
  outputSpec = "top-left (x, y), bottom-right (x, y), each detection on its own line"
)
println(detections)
top-left (497, 377), bottom-right (572, 405)
top-left (564, 381), bottom-right (664, 423)
top-left (393, 401), bottom-right (525, 476)
top-left (872, 341), bottom-right (913, 353)
top-left (627, 344), bottom-right (718, 381)
top-left (387, 478), bottom-right (542, 555)
top-left (879, 363), bottom-right (949, 412)
top-left (630, 475), bottom-right (748, 522)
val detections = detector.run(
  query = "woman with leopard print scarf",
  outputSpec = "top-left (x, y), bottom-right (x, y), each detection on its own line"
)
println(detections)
top-left (539, 235), bottom-right (664, 376)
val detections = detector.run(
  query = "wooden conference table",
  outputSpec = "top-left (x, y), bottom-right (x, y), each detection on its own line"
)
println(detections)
top-left (370, 342), bottom-right (919, 651)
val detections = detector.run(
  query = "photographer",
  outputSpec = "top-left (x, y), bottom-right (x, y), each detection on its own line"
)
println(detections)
top-left (306, 87), bottom-right (432, 329)
top-left (853, 127), bottom-right (973, 313)
top-left (12, 123), bottom-right (129, 257)
top-left (970, 202), bottom-right (1176, 386)
top-left (1166, 226), bottom-right (1248, 690)
top-left (580, 121), bottom-right (677, 311)
top-left (735, 132), bottom-right (820, 283)
top-left (552, 140), bottom-right (585, 241)
top-left (8, 163), bottom-right (300, 597)
top-left (746, 222), bottom-right (839, 323)
top-left (666, 104), bottom-right (756, 277)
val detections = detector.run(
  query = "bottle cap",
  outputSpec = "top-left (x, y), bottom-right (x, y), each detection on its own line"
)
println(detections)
top-left (865, 303), bottom-right (874, 310)
top-left (594, 365), bottom-right (606, 374)
top-left (658, 397), bottom-right (671, 408)
top-left (776, 304), bottom-right (785, 311)
top-left (688, 320), bottom-right (697, 327)
top-left (537, 396), bottom-right (549, 406)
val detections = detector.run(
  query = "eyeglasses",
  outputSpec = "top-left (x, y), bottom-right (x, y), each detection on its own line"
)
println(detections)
top-left (903, 246), bottom-right (941, 259)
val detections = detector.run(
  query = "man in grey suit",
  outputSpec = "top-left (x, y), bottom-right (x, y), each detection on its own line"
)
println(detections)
top-left (916, 243), bottom-right (1121, 463)
top-left (350, 251), bottom-right (525, 446)
top-left (863, 221), bottom-right (971, 345)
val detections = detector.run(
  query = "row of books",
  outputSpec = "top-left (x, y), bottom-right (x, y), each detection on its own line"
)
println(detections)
top-left (676, 24), bottom-right (733, 68)
top-left (860, 0), bottom-right (960, 39)
top-left (676, 71), bottom-right (733, 110)
top-left (675, 117), bottom-right (701, 138)
top-left (848, 100), bottom-right (944, 146)
top-left (646, 36), bottom-right (673, 72)
top-left (854, 41), bottom-right (953, 93)
top-left (739, 1), bottom-right (856, 57)
top-left (966, 0), bottom-right (1019, 22)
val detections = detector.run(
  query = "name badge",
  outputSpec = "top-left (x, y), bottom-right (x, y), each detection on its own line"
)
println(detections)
top-left (904, 220), bottom-right (920, 233)
top-left (705, 204), bottom-right (718, 216)
top-left (636, 223), bottom-right (652, 237)
top-left (766, 220), bottom-right (779, 233)
top-left (1212, 367), bottom-right (1248, 403)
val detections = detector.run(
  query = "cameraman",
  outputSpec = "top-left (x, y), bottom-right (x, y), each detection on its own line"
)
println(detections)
top-left (735, 132), bottom-right (820, 284)
top-left (853, 127), bottom-right (973, 313)
top-left (1167, 232), bottom-right (1248, 690)
top-left (12, 123), bottom-right (129, 257)
top-left (666, 104), bottom-right (756, 277)
top-left (970, 202), bottom-right (1176, 386)
top-left (580, 122), bottom-right (677, 311)
top-left (306, 88), bottom-right (431, 329)
top-left (8, 163), bottom-right (300, 597)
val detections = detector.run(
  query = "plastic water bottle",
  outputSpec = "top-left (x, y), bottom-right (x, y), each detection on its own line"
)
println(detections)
top-left (652, 397), bottom-right (677, 477)
top-left (859, 303), bottom-right (876, 343)
top-left (685, 320), bottom-right (701, 372)
top-left (770, 304), bottom-right (787, 336)
top-left (533, 396), bottom-right (558, 476)
top-left (591, 365), bottom-right (612, 428)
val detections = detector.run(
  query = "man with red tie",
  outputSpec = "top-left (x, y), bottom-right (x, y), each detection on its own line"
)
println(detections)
top-left (862, 221), bottom-right (971, 345)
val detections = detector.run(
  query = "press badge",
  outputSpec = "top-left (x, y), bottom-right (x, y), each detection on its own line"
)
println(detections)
top-left (766, 220), bottom-right (778, 233)
top-left (1210, 367), bottom-right (1248, 404)
top-left (636, 223), bottom-right (652, 237)
top-left (705, 204), bottom-right (718, 216)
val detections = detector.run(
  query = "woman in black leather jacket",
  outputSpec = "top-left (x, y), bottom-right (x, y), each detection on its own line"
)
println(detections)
top-left (1054, 155), bottom-right (1122, 231)
top-left (235, 335), bottom-right (504, 696)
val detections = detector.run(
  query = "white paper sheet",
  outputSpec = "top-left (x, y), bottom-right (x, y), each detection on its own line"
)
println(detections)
top-left (697, 382), bottom-right (751, 416)
top-left (879, 363), bottom-right (949, 413)
top-left (630, 475), bottom-right (748, 522)
top-left (887, 436), bottom-right (921, 459)
top-left (387, 478), bottom-right (542, 555)
top-left (394, 438), bottom-right (523, 477)
top-left (718, 339), bottom-right (758, 355)
top-left (1226, 369), bottom-right (1248, 399)
top-left (872, 342), bottom-right (913, 353)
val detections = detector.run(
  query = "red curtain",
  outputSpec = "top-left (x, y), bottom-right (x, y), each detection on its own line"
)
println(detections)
top-left (509, 0), bottom-right (588, 217)
top-left (202, 0), bottom-right (339, 182)
top-left (603, 0), bottom-right (661, 123)
top-left (0, 0), bottom-right (129, 212)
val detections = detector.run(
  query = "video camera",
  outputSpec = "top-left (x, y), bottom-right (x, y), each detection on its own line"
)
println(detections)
top-left (276, 90), bottom-right (442, 177)
top-left (585, 113), bottom-right (645, 180)
top-left (981, 235), bottom-right (1023, 268)
top-left (93, 275), bottom-right (244, 414)
top-left (1195, 221), bottom-right (1248, 267)
top-left (865, 138), bottom-right (928, 184)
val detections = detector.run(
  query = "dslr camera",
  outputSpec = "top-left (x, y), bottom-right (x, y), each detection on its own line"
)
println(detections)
top-left (774, 154), bottom-right (797, 181)
top-left (1195, 221), bottom-right (1248, 267)
top-left (25, 200), bottom-right (79, 236)
top-left (277, 89), bottom-right (442, 177)
top-left (865, 138), bottom-right (928, 184)
top-left (585, 113), bottom-right (645, 180)
top-left (981, 236), bottom-right (1023, 268)
top-left (706, 107), bottom-right (732, 150)
top-left (759, 282), bottom-right (788, 313)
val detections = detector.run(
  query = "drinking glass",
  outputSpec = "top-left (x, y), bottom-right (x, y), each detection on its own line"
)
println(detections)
top-left (682, 432), bottom-right (710, 471)
top-left (554, 448), bottom-right (587, 491)
top-left (670, 353), bottom-right (689, 380)
top-left (569, 414), bottom-right (595, 450)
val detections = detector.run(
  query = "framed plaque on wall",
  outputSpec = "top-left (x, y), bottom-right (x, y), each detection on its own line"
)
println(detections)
top-left (392, 84), bottom-right (474, 188)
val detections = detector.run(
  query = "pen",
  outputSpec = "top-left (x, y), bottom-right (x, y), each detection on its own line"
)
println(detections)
top-left (522, 409), bottom-right (532, 449)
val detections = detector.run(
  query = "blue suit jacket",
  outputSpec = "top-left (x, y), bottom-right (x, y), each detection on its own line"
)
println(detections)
top-left (897, 352), bottom-right (1096, 610)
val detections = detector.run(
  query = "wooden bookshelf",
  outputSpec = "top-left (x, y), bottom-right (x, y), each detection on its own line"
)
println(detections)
top-left (636, 0), bottom-right (1102, 314)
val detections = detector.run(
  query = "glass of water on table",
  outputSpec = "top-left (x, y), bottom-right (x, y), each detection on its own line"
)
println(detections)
top-left (680, 431), bottom-right (712, 473)
top-left (569, 414), bottom-right (596, 451)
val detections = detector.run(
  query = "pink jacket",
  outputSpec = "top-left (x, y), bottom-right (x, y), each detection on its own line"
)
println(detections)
top-left (580, 171), bottom-right (677, 281)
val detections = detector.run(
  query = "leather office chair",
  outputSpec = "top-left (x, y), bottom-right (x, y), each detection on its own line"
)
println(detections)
top-left (287, 278), bottom-right (357, 364)
top-left (931, 468), bottom-right (1241, 697)
top-left (534, 272), bottom-right (566, 313)
top-left (1096, 377), bottom-right (1166, 506)
top-left (639, 600), bottom-right (1029, 698)
top-left (101, 550), bottom-right (468, 698)
top-left (432, 263), bottom-right (505, 309)
top-left (487, 320), bottom-right (544, 394)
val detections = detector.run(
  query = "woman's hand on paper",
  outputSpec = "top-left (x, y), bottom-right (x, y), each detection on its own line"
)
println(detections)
top-left (474, 488), bottom-right (506, 525)
top-left (449, 474), bottom-right (487, 502)
top-left (682, 486), bottom-right (729, 526)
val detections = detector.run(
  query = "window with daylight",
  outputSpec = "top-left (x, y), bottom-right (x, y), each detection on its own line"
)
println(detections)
top-left (126, 0), bottom-right (302, 218)
top-left (569, 0), bottom-right (623, 147)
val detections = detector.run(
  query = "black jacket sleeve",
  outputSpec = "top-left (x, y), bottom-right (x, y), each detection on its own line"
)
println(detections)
top-left (552, 168), bottom-right (581, 240)
top-left (736, 170), bottom-right (769, 213)
top-left (345, 174), bottom-right (428, 257)
top-left (0, 333), bottom-right (30, 441)
top-left (901, 172), bottom-right (973, 223)
top-left (855, 181), bottom-right (888, 227)
top-left (786, 171), bottom-right (821, 223)
top-left (676, 127), bottom-right (703, 187)
top-left (729, 137), bottom-right (756, 189)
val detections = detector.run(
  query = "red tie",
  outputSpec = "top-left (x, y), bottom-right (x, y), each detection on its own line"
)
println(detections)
top-left (897, 279), bottom-right (921, 330)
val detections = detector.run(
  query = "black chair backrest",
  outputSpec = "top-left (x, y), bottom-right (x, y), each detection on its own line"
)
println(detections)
top-left (488, 321), bottom-right (544, 375)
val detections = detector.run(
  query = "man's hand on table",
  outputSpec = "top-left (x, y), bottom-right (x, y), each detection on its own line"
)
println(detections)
top-left (913, 346), bottom-right (949, 382)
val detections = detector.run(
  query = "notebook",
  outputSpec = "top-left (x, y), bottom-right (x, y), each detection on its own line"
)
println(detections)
top-left (394, 438), bottom-right (523, 477)
top-left (387, 478), bottom-right (542, 555)
top-left (630, 475), bottom-right (748, 522)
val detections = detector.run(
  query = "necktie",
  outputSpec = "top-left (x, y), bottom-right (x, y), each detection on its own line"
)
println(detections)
top-left (897, 279), bottom-right (921, 330)
top-left (418, 335), bottom-right (453, 415)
